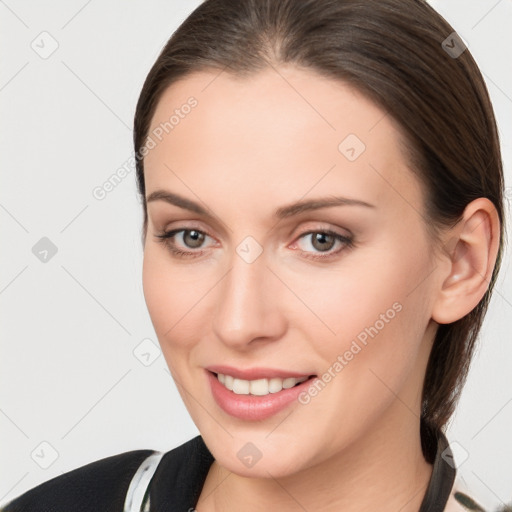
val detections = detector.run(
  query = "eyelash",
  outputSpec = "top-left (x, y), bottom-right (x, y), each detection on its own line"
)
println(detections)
top-left (154, 227), bottom-right (354, 262)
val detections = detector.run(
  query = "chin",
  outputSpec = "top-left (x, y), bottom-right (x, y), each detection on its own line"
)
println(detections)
top-left (203, 429), bottom-right (318, 479)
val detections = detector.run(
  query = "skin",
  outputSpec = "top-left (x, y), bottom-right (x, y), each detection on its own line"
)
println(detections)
top-left (141, 65), bottom-right (500, 512)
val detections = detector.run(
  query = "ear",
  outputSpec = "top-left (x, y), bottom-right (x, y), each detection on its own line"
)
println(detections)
top-left (431, 198), bottom-right (501, 325)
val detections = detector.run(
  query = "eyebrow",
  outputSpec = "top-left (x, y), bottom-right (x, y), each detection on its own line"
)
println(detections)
top-left (146, 190), bottom-right (375, 220)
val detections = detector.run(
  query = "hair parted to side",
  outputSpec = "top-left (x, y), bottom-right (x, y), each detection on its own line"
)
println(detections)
top-left (133, 0), bottom-right (505, 462)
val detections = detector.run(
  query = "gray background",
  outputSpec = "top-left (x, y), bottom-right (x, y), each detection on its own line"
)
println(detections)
top-left (1, 0), bottom-right (511, 508)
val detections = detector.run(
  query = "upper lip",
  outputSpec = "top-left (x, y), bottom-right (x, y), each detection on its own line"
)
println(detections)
top-left (206, 365), bottom-right (315, 380)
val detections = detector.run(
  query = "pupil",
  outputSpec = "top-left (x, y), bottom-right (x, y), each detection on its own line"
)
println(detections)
top-left (185, 230), bottom-right (204, 248)
top-left (313, 233), bottom-right (333, 252)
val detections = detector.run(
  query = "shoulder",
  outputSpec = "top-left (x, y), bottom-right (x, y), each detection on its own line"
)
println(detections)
top-left (0, 449), bottom-right (156, 512)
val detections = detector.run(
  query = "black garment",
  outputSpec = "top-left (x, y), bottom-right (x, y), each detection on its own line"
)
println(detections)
top-left (1, 430), bottom-right (455, 512)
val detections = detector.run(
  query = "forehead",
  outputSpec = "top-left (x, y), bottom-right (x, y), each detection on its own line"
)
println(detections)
top-left (144, 66), bottom-right (423, 217)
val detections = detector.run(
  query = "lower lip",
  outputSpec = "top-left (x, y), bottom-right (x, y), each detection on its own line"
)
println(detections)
top-left (207, 371), bottom-right (316, 421)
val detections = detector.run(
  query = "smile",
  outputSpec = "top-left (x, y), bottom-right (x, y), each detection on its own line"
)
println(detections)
top-left (216, 373), bottom-right (309, 396)
top-left (207, 369), bottom-right (317, 420)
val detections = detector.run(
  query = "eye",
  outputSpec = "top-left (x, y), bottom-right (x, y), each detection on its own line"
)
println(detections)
top-left (154, 227), bottom-right (354, 261)
top-left (292, 229), bottom-right (354, 260)
top-left (154, 228), bottom-right (213, 259)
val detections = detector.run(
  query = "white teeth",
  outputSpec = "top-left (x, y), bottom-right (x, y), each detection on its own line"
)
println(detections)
top-left (224, 374), bottom-right (234, 391)
top-left (249, 378), bottom-right (269, 396)
top-left (232, 378), bottom-right (250, 394)
top-left (282, 377), bottom-right (297, 389)
top-left (216, 373), bottom-right (309, 396)
top-left (268, 377), bottom-right (283, 393)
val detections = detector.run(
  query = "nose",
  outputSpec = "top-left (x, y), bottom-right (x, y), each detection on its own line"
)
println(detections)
top-left (212, 250), bottom-right (287, 350)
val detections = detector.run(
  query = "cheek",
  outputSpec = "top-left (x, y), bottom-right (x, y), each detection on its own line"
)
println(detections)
top-left (142, 245), bottom-right (222, 365)
top-left (295, 258), bottom-right (432, 443)
top-left (303, 242), bottom-right (434, 390)
top-left (300, 250), bottom-right (424, 342)
top-left (142, 248), bottom-right (199, 347)
top-left (142, 249), bottom-right (172, 334)
top-left (143, 230), bottom-right (433, 368)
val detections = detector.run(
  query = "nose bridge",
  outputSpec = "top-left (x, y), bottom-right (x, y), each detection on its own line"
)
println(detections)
top-left (212, 247), bottom-right (284, 347)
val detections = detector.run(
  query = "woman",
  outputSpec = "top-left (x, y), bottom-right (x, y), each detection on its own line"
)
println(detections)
top-left (2, 0), bottom-right (508, 510)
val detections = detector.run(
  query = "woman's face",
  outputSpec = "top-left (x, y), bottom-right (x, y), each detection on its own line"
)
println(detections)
top-left (142, 65), bottom-right (444, 477)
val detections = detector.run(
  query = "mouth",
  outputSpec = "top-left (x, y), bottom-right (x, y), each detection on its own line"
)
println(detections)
top-left (206, 369), bottom-right (318, 420)
top-left (211, 371), bottom-right (316, 396)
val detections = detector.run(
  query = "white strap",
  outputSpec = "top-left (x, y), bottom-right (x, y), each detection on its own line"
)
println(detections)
top-left (123, 451), bottom-right (165, 512)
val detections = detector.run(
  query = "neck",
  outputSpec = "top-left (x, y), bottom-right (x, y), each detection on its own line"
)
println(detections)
top-left (198, 411), bottom-right (433, 512)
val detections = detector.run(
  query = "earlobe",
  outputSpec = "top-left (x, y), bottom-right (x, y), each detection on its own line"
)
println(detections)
top-left (431, 198), bottom-right (500, 325)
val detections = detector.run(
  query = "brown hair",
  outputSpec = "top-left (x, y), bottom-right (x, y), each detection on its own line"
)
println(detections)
top-left (133, 0), bottom-right (505, 461)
